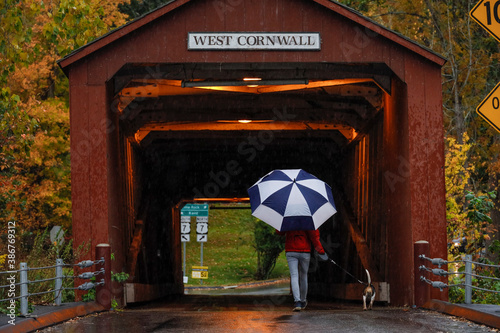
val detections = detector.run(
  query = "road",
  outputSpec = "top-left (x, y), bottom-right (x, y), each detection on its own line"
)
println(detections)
top-left (38, 295), bottom-right (498, 333)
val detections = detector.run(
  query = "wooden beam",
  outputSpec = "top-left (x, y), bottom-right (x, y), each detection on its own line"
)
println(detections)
top-left (113, 62), bottom-right (394, 83)
top-left (335, 191), bottom-right (382, 282)
top-left (126, 220), bottom-right (144, 281)
top-left (134, 121), bottom-right (357, 142)
top-left (346, 216), bottom-right (381, 282)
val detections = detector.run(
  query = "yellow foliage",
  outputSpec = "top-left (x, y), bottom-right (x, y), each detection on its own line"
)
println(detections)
top-left (445, 133), bottom-right (474, 243)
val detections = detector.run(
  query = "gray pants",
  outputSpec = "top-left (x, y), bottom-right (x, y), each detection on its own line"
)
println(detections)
top-left (286, 252), bottom-right (311, 303)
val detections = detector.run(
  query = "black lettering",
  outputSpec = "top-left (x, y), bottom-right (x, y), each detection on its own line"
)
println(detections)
top-left (247, 36), bottom-right (256, 46)
top-left (495, 1), bottom-right (500, 24)
top-left (193, 35), bottom-right (207, 45)
top-left (276, 36), bottom-right (290, 45)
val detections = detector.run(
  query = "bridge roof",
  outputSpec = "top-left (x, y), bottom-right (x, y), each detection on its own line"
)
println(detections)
top-left (58, 0), bottom-right (446, 72)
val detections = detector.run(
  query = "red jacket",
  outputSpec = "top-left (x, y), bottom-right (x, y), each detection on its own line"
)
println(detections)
top-left (277, 229), bottom-right (325, 254)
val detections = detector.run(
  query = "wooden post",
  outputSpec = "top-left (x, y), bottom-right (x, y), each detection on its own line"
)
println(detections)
top-left (414, 240), bottom-right (430, 307)
top-left (96, 243), bottom-right (112, 309)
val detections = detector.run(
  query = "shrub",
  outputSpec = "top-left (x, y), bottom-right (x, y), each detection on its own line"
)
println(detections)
top-left (254, 220), bottom-right (285, 280)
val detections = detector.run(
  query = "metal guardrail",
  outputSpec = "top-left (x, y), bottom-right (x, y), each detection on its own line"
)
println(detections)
top-left (419, 254), bottom-right (500, 304)
top-left (0, 258), bottom-right (105, 316)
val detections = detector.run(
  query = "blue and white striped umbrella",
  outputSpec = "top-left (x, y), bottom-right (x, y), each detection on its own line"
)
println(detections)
top-left (247, 169), bottom-right (337, 231)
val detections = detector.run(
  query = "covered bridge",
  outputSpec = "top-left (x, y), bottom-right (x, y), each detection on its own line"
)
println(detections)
top-left (58, 0), bottom-right (447, 306)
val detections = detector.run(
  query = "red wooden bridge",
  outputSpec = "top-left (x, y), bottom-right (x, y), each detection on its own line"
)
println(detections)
top-left (57, 0), bottom-right (447, 307)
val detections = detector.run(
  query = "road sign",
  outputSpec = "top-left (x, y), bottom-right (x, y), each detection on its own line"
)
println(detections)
top-left (197, 234), bottom-right (207, 242)
top-left (476, 81), bottom-right (500, 132)
top-left (196, 222), bottom-right (208, 234)
top-left (192, 265), bottom-right (209, 279)
top-left (181, 222), bottom-right (191, 234)
top-left (181, 203), bottom-right (209, 216)
top-left (196, 216), bottom-right (208, 223)
top-left (181, 234), bottom-right (190, 242)
top-left (470, 0), bottom-right (500, 42)
top-left (50, 226), bottom-right (64, 245)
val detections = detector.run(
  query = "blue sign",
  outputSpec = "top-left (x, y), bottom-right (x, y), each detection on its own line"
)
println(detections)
top-left (181, 203), bottom-right (209, 216)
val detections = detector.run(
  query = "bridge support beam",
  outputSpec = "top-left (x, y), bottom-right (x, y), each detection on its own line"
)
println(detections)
top-left (414, 240), bottom-right (430, 307)
top-left (96, 244), bottom-right (112, 310)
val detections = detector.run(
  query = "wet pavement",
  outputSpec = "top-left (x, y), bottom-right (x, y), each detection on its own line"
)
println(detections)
top-left (37, 295), bottom-right (499, 333)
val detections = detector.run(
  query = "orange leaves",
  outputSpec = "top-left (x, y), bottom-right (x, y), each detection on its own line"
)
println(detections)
top-left (0, 0), bottom-right (133, 234)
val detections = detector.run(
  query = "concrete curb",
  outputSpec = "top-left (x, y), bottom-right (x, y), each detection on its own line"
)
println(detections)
top-left (0, 302), bottom-right (106, 333)
top-left (423, 299), bottom-right (500, 329)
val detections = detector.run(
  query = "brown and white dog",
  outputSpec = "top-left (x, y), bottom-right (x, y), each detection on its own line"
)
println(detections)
top-left (363, 269), bottom-right (376, 311)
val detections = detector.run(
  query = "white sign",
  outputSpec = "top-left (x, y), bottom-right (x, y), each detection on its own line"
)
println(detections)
top-left (192, 266), bottom-right (208, 279)
top-left (196, 222), bottom-right (208, 234)
top-left (181, 234), bottom-right (190, 242)
top-left (188, 32), bottom-right (321, 50)
top-left (50, 226), bottom-right (64, 245)
top-left (197, 234), bottom-right (207, 242)
top-left (196, 216), bottom-right (208, 223)
top-left (181, 216), bottom-right (191, 222)
top-left (181, 222), bottom-right (191, 234)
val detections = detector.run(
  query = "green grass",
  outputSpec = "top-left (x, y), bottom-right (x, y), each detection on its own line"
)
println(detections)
top-left (183, 203), bottom-right (289, 286)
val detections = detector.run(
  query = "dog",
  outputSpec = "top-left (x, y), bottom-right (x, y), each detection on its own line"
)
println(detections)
top-left (362, 269), bottom-right (376, 311)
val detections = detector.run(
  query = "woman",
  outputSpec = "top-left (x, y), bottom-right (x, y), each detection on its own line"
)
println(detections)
top-left (277, 229), bottom-right (327, 311)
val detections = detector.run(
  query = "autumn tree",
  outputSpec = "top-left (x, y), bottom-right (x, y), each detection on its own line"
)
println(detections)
top-left (119, 0), bottom-right (170, 19)
top-left (0, 0), bottom-right (130, 239)
top-left (339, 0), bottom-right (500, 258)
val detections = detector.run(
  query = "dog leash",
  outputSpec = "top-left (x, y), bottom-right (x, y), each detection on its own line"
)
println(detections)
top-left (328, 259), bottom-right (367, 286)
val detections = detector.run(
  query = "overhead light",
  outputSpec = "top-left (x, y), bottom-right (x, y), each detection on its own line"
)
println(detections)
top-left (181, 79), bottom-right (308, 88)
top-left (217, 120), bottom-right (274, 123)
top-left (244, 78), bottom-right (261, 87)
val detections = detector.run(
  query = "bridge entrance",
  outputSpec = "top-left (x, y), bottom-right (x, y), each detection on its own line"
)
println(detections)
top-left (58, 0), bottom-right (447, 306)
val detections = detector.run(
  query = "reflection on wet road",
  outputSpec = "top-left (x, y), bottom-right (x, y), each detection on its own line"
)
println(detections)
top-left (40, 294), bottom-right (497, 333)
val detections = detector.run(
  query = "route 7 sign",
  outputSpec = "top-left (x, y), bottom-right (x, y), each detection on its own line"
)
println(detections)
top-left (476, 82), bottom-right (500, 132)
top-left (470, 0), bottom-right (500, 42)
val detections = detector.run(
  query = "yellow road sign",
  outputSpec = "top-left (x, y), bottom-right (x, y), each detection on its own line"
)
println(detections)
top-left (470, 0), bottom-right (500, 42)
top-left (477, 81), bottom-right (500, 133)
top-left (192, 266), bottom-right (209, 279)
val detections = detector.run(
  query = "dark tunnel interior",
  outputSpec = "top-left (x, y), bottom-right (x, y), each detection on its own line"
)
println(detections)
top-left (116, 62), bottom-right (388, 293)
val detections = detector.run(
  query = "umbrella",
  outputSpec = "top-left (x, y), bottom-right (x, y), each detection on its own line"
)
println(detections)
top-left (247, 169), bottom-right (337, 231)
